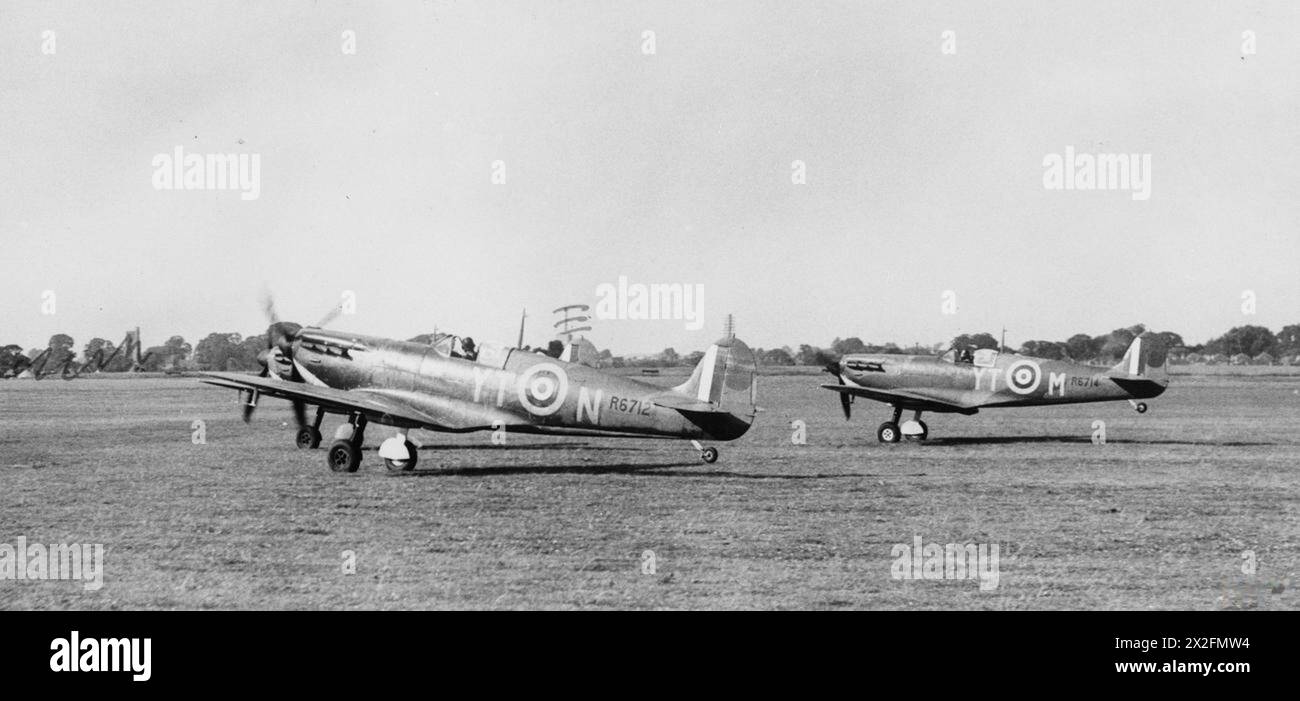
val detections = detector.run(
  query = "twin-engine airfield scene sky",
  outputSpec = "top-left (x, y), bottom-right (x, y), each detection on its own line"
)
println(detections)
top-left (2, 1), bottom-right (1297, 354)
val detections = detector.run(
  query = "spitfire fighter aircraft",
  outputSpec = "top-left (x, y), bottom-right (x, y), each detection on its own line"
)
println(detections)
top-left (200, 320), bottom-right (758, 472)
top-left (822, 333), bottom-right (1168, 442)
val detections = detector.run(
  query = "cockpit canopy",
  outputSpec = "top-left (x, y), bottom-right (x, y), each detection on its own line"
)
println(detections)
top-left (428, 332), bottom-right (510, 368)
top-left (940, 346), bottom-right (999, 368)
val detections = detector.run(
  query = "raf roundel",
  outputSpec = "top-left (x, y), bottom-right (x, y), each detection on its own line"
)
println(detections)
top-left (1006, 359), bottom-right (1042, 395)
top-left (516, 363), bottom-right (569, 416)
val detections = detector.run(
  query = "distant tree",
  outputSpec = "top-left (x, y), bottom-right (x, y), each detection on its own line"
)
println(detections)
top-left (1204, 325), bottom-right (1277, 357)
top-left (1275, 324), bottom-right (1300, 356)
top-left (406, 333), bottom-right (436, 345)
top-left (682, 350), bottom-right (705, 367)
top-left (48, 333), bottom-right (75, 365)
top-left (1063, 333), bottom-right (1097, 361)
top-left (1151, 331), bottom-right (1184, 350)
top-left (236, 335), bottom-right (267, 370)
top-left (794, 344), bottom-right (828, 366)
top-left (164, 335), bottom-right (192, 362)
top-left (78, 337), bottom-right (123, 373)
top-left (193, 332), bottom-right (243, 371)
top-left (82, 338), bottom-right (111, 363)
top-left (760, 348), bottom-right (795, 366)
top-left (140, 346), bottom-right (170, 371)
top-left (1019, 340), bottom-right (1066, 360)
top-left (951, 333), bottom-right (998, 350)
top-left (831, 337), bottom-right (869, 356)
top-left (659, 348), bottom-right (680, 366)
top-left (0, 344), bottom-right (25, 377)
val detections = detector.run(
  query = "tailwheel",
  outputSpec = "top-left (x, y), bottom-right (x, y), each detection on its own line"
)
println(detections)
top-left (877, 422), bottom-right (901, 443)
top-left (327, 440), bottom-right (362, 473)
top-left (1135, 402), bottom-right (1148, 414)
top-left (296, 426), bottom-right (322, 449)
top-left (700, 446), bottom-right (719, 464)
top-left (384, 441), bottom-right (419, 473)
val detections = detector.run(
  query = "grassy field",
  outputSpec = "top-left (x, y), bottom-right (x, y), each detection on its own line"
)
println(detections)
top-left (1, 374), bottom-right (1295, 610)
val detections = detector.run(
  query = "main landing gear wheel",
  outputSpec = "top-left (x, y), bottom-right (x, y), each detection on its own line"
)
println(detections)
top-left (700, 447), bottom-right (719, 464)
top-left (296, 426), bottom-right (322, 449)
top-left (1135, 402), bottom-right (1148, 414)
top-left (878, 422), bottom-right (901, 443)
top-left (906, 420), bottom-right (929, 441)
top-left (384, 441), bottom-right (419, 473)
top-left (327, 440), bottom-right (362, 473)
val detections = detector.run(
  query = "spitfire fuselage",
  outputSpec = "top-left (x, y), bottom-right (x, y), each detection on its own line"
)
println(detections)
top-left (837, 350), bottom-right (1165, 412)
top-left (283, 330), bottom-right (751, 440)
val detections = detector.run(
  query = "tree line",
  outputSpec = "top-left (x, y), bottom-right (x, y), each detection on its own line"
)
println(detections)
top-left (3, 323), bottom-right (1299, 377)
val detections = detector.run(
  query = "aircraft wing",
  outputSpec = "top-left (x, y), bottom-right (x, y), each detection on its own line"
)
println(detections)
top-left (820, 383), bottom-right (979, 415)
top-left (199, 372), bottom-right (527, 432)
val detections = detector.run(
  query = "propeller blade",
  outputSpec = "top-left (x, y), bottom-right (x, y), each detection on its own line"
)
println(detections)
top-left (313, 304), bottom-right (343, 329)
top-left (260, 291), bottom-right (280, 324)
top-left (823, 362), bottom-right (851, 420)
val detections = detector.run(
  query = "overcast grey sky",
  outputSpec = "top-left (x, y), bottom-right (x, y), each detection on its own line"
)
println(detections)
top-left (2, 1), bottom-right (1297, 354)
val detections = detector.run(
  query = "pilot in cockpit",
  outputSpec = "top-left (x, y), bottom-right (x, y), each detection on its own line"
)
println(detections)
top-left (460, 336), bottom-right (478, 361)
top-left (958, 347), bottom-right (974, 364)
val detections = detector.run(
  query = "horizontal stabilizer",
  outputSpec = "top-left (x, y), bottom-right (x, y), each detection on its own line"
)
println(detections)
top-left (650, 392), bottom-right (728, 414)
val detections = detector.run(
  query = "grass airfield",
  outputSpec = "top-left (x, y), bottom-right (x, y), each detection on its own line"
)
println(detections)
top-left (1, 373), bottom-right (1295, 610)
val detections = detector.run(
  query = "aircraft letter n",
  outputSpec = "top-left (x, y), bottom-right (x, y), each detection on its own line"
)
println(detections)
top-left (578, 387), bottom-right (602, 424)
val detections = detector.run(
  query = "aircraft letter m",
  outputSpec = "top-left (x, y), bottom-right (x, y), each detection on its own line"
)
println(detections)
top-left (1048, 372), bottom-right (1067, 397)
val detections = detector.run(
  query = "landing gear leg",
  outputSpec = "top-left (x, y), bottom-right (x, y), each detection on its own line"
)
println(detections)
top-left (326, 413), bottom-right (366, 473)
top-left (877, 406), bottom-right (903, 443)
top-left (690, 439), bottom-right (719, 464)
top-left (296, 406), bottom-right (326, 449)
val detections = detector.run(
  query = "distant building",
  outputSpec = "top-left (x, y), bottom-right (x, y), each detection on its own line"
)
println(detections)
top-left (1230, 353), bottom-right (1251, 366)
top-left (1185, 352), bottom-right (1204, 364)
top-left (1253, 352), bottom-right (1275, 366)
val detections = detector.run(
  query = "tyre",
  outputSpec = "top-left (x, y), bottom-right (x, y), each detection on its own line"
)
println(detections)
top-left (877, 422), bottom-right (901, 443)
top-left (701, 447), bottom-right (719, 464)
top-left (327, 439), bottom-right (362, 473)
top-left (384, 441), bottom-right (419, 472)
top-left (1135, 403), bottom-right (1148, 414)
top-left (296, 426), bottom-right (322, 449)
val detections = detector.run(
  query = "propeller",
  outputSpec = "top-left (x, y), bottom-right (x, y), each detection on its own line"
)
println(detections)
top-left (246, 291), bottom-right (314, 426)
top-left (824, 361), bottom-right (852, 420)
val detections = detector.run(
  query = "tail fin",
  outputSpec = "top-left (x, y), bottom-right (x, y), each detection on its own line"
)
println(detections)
top-left (655, 337), bottom-right (758, 441)
top-left (1110, 332), bottom-right (1169, 388)
top-left (672, 336), bottom-right (757, 413)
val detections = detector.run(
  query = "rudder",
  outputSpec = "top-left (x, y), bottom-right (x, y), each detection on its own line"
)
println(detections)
top-left (672, 336), bottom-right (758, 419)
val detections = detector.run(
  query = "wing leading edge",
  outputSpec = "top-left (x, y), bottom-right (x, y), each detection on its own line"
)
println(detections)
top-left (198, 372), bottom-right (527, 432)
